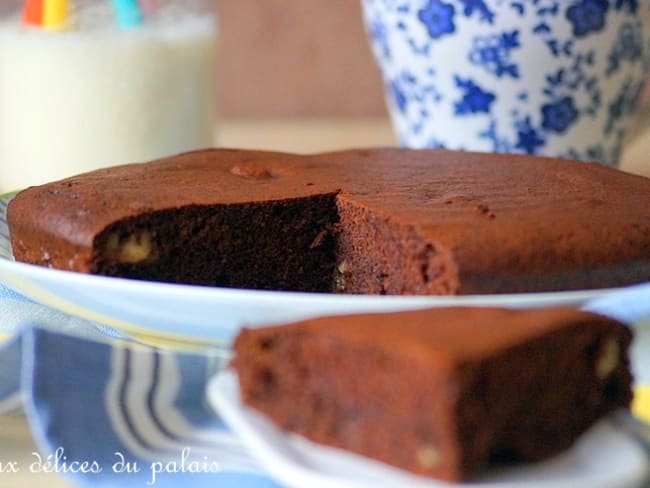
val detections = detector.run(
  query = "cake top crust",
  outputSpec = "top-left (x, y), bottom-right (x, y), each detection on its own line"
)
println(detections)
top-left (236, 306), bottom-right (630, 364)
top-left (7, 147), bottom-right (650, 292)
top-left (9, 147), bottom-right (650, 239)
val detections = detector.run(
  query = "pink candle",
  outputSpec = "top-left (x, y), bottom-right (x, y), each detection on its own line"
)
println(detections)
top-left (139, 0), bottom-right (156, 17)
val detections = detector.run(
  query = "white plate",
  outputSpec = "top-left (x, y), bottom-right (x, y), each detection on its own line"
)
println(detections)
top-left (207, 371), bottom-right (649, 488)
top-left (0, 195), bottom-right (625, 345)
top-left (0, 256), bottom-right (622, 346)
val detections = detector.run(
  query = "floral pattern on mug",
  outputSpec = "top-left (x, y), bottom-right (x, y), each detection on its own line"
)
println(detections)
top-left (362, 0), bottom-right (650, 165)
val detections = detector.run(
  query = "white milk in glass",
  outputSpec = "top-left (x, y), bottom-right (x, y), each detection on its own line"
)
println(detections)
top-left (0, 3), bottom-right (216, 192)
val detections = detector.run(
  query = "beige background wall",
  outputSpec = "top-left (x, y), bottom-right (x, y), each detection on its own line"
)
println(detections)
top-left (215, 0), bottom-right (387, 117)
top-left (215, 0), bottom-right (650, 118)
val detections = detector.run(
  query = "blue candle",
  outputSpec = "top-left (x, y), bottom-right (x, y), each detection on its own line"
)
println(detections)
top-left (111, 0), bottom-right (143, 29)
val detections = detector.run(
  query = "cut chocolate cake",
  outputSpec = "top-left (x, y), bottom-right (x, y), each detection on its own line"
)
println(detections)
top-left (231, 306), bottom-right (633, 481)
top-left (7, 148), bottom-right (650, 293)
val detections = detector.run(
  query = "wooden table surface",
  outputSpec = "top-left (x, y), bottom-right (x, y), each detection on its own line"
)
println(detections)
top-left (0, 116), bottom-right (649, 488)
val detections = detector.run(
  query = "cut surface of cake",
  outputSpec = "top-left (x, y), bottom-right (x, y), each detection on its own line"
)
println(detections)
top-left (231, 306), bottom-right (633, 481)
top-left (7, 148), bottom-right (650, 294)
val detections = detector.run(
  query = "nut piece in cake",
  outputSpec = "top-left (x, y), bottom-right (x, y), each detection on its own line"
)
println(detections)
top-left (595, 337), bottom-right (621, 380)
top-left (105, 231), bottom-right (156, 264)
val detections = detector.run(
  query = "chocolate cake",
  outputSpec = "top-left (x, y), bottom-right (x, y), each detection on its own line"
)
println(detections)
top-left (7, 148), bottom-right (650, 293)
top-left (232, 307), bottom-right (633, 481)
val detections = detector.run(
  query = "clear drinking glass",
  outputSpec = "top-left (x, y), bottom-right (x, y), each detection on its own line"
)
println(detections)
top-left (0, 0), bottom-right (217, 193)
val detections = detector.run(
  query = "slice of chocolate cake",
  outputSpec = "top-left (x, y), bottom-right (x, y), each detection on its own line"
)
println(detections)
top-left (7, 148), bottom-right (650, 293)
top-left (232, 307), bottom-right (633, 482)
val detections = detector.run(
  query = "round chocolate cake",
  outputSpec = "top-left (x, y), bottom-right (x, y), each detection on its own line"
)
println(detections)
top-left (7, 148), bottom-right (650, 294)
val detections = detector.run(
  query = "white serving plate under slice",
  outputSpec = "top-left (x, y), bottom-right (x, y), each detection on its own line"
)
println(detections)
top-left (207, 370), bottom-right (649, 488)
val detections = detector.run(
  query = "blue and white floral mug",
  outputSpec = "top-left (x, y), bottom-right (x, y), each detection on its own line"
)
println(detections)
top-left (361, 0), bottom-right (650, 165)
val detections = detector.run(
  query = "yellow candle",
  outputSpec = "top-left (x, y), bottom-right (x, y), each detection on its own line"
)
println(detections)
top-left (633, 385), bottom-right (650, 424)
top-left (43, 0), bottom-right (69, 32)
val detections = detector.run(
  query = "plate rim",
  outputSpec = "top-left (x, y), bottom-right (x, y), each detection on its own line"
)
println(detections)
top-left (0, 254), bottom-right (629, 348)
top-left (0, 254), bottom-right (624, 307)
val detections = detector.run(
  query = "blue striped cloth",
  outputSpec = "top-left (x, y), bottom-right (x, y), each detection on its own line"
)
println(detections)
top-left (0, 282), bottom-right (278, 487)
top-left (2, 268), bottom-right (650, 487)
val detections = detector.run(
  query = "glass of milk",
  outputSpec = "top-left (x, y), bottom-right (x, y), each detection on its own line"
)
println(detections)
top-left (0, 0), bottom-right (217, 193)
